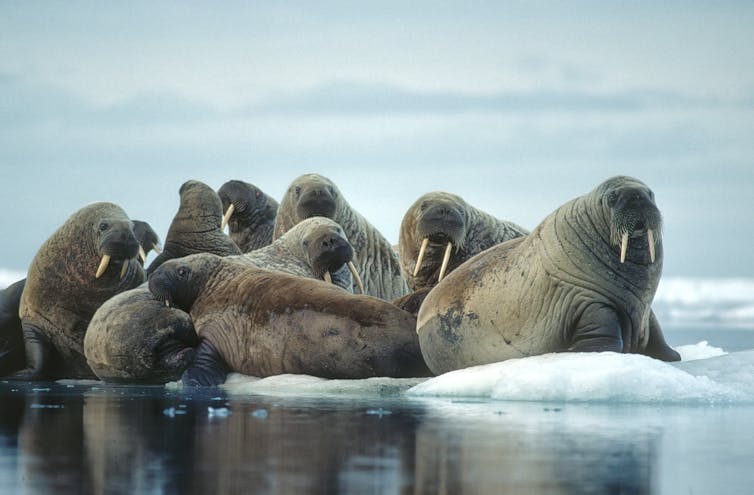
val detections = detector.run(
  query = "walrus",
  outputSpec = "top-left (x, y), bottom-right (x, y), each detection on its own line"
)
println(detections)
top-left (274, 173), bottom-right (409, 301)
top-left (148, 253), bottom-right (430, 385)
top-left (10, 202), bottom-right (146, 380)
top-left (0, 279), bottom-right (26, 376)
top-left (132, 220), bottom-right (162, 265)
top-left (399, 191), bottom-right (528, 291)
top-left (84, 286), bottom-right (198, 384)
top-left (217, 180), bottom-right (278, 252)
top-left (146, 180), bottom-right (241, 275)
top-left (231, 216), bottom-right (362, 293)
top-left (416, 176), bottom-right (680, 375)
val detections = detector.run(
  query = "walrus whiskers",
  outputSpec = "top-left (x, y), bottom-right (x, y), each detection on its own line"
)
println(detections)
top-left (120, 259), bottom-right (129, 279)
top-left (413, 238), bottom-right (429, 277)
top-left (324, 271), bottom-right (332, 284)
top-left (95, 255), bottom-right (111, 279)
top-left (619, 232), bottom-right (629, 263)
top-left (438, 242), bottom-right (453, 281)
top-left (647, 229), bottom-right (655, 263)
top-left (221, 203), bottom-right (235, 231)
top-left (348, 261), bottom-right (365, 294)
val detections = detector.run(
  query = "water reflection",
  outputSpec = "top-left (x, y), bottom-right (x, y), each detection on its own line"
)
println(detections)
top-left (1, 382), bottom-right (752, 494)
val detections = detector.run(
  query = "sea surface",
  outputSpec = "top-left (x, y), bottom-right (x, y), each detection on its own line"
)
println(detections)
top-left (1, 276), bottom-right (754, 494)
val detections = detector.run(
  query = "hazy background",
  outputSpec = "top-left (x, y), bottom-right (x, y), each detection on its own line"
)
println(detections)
top-left (1, 1), bottom-right (752, 277)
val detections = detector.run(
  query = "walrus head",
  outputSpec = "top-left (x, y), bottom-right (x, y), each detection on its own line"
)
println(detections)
top-left (148, 259), bottom-right (201, 311)
top-left (599, 176), bottom-right (662, 265)
top-left (218, 180), bottom-right (277, 231)
top-left (300, 220), bottom-right (364, 293)
top-left (93, 218), bottom-right (141, 279)
top-left (132, 220), bottom-right (162, 265)
top-left (178, 180), bottom-right (225, 229)
top-left (291, 174), bottom-right (339, 220)
top-left (408, 192), bottom-right (468, 282)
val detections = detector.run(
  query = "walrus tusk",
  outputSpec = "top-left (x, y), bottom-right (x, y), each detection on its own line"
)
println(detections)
top-left (95, 255), bottom-right (111, 279)
top-left (120, 259), bottom-right (129, 279)
top-left (438, 242), bottom-right (453, 282)
top-left (165, 300), bottom-right (171, 308)
top-left (647, 229), bottom-right (655, 263)
top-left (324, 271), bottom-right (332, 284)
top-left (152, 243), bottom-right (163, 255)
top-left (620, 232), bottom-right (629, 263)
top-left (221, 204), bottom-right (235, 231)
top-left (347, 261), bottom-right (365, 294)
top-left (138, 246), bottom-right (147, 263)
top-left (413, 238), bottom-right (429, 277)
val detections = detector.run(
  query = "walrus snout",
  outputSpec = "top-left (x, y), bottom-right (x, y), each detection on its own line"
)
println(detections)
top-left (311, 235), bottom-right (354, 276)
top-left (297, 186), bottom-right (337, 219)
top-left (608, 187), bottom-right (662, 264)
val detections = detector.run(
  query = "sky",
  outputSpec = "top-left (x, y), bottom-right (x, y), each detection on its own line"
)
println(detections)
top-left (1, 1), bottom-right (753, 277)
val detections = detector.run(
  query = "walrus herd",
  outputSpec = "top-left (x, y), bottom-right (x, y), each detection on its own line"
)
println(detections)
top-left (0, 174), bottom-right (680, 385)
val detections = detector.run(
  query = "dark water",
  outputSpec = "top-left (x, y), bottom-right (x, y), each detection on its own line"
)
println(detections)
top-left (1, 326), bottom-right (753, 495)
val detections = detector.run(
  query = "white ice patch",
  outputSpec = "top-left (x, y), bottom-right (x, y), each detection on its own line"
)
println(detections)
top-left (407, 350), bottom-right (753, 404)
top-left (675, 341), bottom-right (726, 361)
top-left (222, 373), bottom-right (424, 398)
top-left (654, 277), bottom-right (754, 326)
top-left (0, 269), bottom-right (25, 289)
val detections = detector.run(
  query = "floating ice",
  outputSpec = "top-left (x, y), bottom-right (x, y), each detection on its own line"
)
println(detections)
top-left (251, 409), bottom-right (268, 419)
top-left (407, 350), bottom-right (754, 404)
top-left (222, 373), bottom-right (423, 398)
top-left (162, 407), bottom-right (187, 418)
top-left (207, 406), bottom-right (231, 418)
top-left (675, 341), bottom-right (726, 361)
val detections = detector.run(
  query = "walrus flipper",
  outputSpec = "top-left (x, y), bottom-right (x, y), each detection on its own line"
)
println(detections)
top-left (182, 339), bottom-right (230, 387)
top-left (643, 310), bottom-right (681, 362)
top-left (567, 304), bottom-right (624, 353)
top-left (7, 321), bottom-right (54, 381)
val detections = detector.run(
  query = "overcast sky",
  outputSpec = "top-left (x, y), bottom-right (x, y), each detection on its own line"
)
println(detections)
top-left (1, 1), bottom-right (753, 277)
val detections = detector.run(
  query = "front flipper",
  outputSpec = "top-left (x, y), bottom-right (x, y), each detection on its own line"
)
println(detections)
top-left (181, 339), bottom-right (230, 387)
top-left (643, 310), bottom-right (681, 362)
top-left (6, 322), bottom-right (54, 381)
top-left (568, 304), bottom-right (623, 353)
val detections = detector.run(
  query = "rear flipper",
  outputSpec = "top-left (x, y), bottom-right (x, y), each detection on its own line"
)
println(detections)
top-left (6, 322), bottom-right (54, 381)
top-left (643, 310), bottom-right (681, 362)
top-left (181, 339), bottom-right (230, 387)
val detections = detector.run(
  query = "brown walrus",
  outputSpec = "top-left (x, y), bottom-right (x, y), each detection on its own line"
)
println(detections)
top-left (148, 253), bottom-right (430, 385)
top-left (146, 180), bottom-right (241, 275)
top-left (84, 285), bottom-right (198, 384)
top-left (273, 173), bottom-right (408, 300)
top-left (217, 179), bottom-right (278, 252)
top-left (399, 191), bottom-right (528, 291)
top-left (232, 216), bottom-right (361, 293)
top-left (417, 176), bottom-right (680, 375)
top-left (11, 202), bottom-right (146, 380)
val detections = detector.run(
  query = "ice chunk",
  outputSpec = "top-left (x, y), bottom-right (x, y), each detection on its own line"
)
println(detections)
top-left (675, 341), bottom-right (726, 361)
top-left (223, 373), bottom-right (423, 398)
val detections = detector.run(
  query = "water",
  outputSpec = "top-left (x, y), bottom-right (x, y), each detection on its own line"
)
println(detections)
top-left (2, 277), bottom-right (754, 493)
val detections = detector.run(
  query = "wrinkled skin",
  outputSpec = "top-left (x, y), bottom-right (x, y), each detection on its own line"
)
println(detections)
top-left (231, 217), bottom-right (354, 292)
top-left (217, 180), bottom-right (278, 252)
top-left (417, 176), bottom-right (680, 375)
top-left (274, 173), bottom-right (409, 300)
top-left (148, 253), bottom-right (430, 386)
top-left (84, 286), bottom-right (198, 384)
top-left (399, 191), bottom-right (528, 291)
top-left (11, 202), bottom-right (145, 380)
top-left (146, 180), bottom-right (241, 275)
top-left (0, 279), bottom-right (26, 376)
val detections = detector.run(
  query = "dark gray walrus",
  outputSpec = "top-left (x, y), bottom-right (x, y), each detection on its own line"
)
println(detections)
top-left (146, 180), bottom-right (241, 275)
top-left (12, 202), bottom-right (146, 380)
top-left (148, 253), bottom-right (430, 386)
top-left (273, 173), bottom-right (409, 301)
top-left (417, 176), bottom-right (680, 375)
top-left (399, 191), bottom-right (528, 291)
top-left (84, 285), bottom-right (198, 384)
top-left (231, 216), bottom-right (360, 293)
top-left (132, 220), bottom-right (162, 265)
top-left (217, 179), bottom-right (279, 252)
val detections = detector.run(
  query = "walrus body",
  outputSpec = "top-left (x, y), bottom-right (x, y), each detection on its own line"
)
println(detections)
top-left (399, 191), bottom-right (528, 291)
top-left (84, 286), bottom-right (198, 384)
top-left (274, 173), bottom-right (408, 301)
top-left (14, 202), bottom-right (145, 380)
top-left (148, 254), bottom-right (430, 385)
top-left (417, 176), bottom-right (680, 375)
top-left (231, 217), bottom-right (356, 292)
top-left (217, 180), bottom-right (278, 252)
top-left (0, 279), bottom-right (26, 376)
top-left (146, 180), bottom-right (241, 275)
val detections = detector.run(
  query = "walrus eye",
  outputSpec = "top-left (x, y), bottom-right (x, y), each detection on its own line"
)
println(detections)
top-left (607, 192), bottom-right (617, 207)
top-left (99, 222), bottom-right (110, 232)
top-left (302, 240), bottom-right (310, 247)
top-left (177, 267), bottom-right (189, 279)
top-left (294, 186), bottom-right (301, 197)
